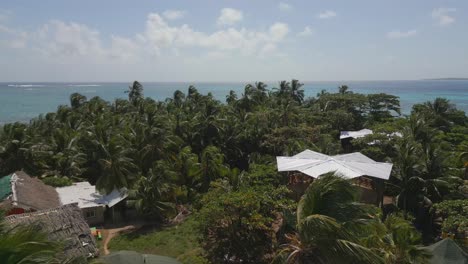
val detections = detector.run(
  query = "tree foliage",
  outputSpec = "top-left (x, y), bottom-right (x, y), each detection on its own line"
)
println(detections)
top-left (0, 81), bottom-right (466, 263)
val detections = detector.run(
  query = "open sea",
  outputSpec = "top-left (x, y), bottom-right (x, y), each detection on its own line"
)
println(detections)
top-left (0, 80), bottom-right (467, 124)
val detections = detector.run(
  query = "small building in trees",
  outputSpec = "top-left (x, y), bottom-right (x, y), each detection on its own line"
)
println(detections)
top-left (4, 203), bottom-right (99, 262)
top-left (340, 129), bottom-right (402, 153)
top-left (340, 129), bottom-right (374, 153)
top-left (0, 171), bottom-right (61, 215)
top-left (56, 182), bottom-right (128, 225)
top-left (276, 150), bottom-right (393, 206)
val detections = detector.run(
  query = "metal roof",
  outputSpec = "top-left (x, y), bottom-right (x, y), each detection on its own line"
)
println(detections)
top-left (277, 150), bottom-right (393, 180)
top-left (340, 129), bottom-right (373, 139)
top-left (0, 174), bottom-right (12, 200)
top-left (56, 182), bottom-right (127, 209)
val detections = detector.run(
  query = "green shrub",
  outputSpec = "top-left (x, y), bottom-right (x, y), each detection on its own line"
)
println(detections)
top-left (41, 177), bottom-right (73, 187)
top-left (433, 200), bottom-right (468, 238)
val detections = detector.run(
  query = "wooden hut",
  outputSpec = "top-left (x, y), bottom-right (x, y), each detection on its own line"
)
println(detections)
top-left (277, 150), bottom-right (393, 206)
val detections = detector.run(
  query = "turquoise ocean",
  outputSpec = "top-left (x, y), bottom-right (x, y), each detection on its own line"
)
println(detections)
top-left (0, 80), bottom-right (467, 124)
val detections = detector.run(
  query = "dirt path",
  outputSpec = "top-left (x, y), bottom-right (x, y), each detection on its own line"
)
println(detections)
top-left (102, 225), bottom-right (139, 255)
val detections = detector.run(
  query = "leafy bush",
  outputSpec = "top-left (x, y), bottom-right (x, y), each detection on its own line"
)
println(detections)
top-left (41, 176), bottom-right (73, 187)
top-left (433, 200), bottom-right (468, 238)
top-left (196, 181), bottom-right (293, 264)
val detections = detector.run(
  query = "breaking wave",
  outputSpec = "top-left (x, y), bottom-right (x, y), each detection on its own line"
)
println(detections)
top-left (8, 84), bottom-right (45, 87)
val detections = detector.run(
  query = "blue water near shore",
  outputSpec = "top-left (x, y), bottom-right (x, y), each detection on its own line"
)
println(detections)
top-left (0, 80), bottom-right (467, 124)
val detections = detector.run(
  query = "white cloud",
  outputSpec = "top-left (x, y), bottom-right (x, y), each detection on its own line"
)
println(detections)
top-left (0, 24), bottom-right (28, 49)
top-left (109, 36), bottom-right (140, 60)
top-left (432, 8), bottom-right (456, 26)
top-left (217, 8), bottom-right (243, 26)
top-left (278, 2), bottom-right (292, 12)
top-left (269, 22), bottom-right (289, 41)
top-left (297, 26), bottom-right (313, 37)
top-left (142, 13), bottom-right (288, 56)
top-left (317, 10), bottom-right (336, 19)
top-left (23, 20), bottom-right (138, 61)
top-left (386, 30), bottom-right (417, 39)
top-left (163, 10), bottom-right (186, 20)
top-left (0, 12), bottom-right (290, 64)
top-left (35, 20), bottom-right (104, 57)
top-left (0, 24), bottom-right (14, 34)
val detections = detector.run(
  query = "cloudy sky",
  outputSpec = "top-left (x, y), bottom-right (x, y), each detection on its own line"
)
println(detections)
top-left (0, 0), bottom-right (467, 82)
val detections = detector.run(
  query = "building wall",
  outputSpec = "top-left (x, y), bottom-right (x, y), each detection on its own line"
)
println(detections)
top-left (7, 207), bottom-right (26, 215)
top-left (81, 206), bottom-right (105, 226)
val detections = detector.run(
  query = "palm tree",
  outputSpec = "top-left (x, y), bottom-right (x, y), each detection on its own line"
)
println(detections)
top-left (126, 81), bottom-right (144, 106)
top-left (338, 85), bottom-right (351, 94)
top-left (95, 136), bottom-right (138, 193)
top-left (382, 215), bottom-right (431, 263)
top-left (358, 214), bottom-right (431, 264)
top-left (170, 146), bottom-right (201, 198)
top-left (393, 138), bottom-right (430, 215)
top-left (130, 121), bottom-right (172, 175)
top-left (0, 123), bottom-right (33, 175)
top-left (0, 217), bottom-right (61, 264)
top-left (192, 101), bottom-right (224, 150)
top-left (420, 144), bottom-right (450, 202)
top-left (413, 98), bottom-right (459, 131)
top-left (69, 93), bottom-right (87, 109)
top-left (275, 174), bottom-right (382, 264)
top-left (199, 145), bottom-right (229, 191)
top-left (290, 79), bottom-right (305, 104)
top-left (226, 90), bottom-right (238, 105)
top-left (128, 168), bottom-right (175, 221)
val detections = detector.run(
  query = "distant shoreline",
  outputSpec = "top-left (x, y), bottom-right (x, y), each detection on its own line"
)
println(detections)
top-left (423, 78), bottom-right (468, 81)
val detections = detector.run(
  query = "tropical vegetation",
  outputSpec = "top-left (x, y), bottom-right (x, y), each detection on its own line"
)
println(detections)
top-left (1, 80), bottom-right (467, 263)
top-left (0, 212), bottom-right (62, 264)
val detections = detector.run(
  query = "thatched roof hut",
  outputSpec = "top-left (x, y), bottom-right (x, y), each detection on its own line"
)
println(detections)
top-left (0, 171), bottom-right (60, 213)
top-left (4, 203), bottom-right (99, 262)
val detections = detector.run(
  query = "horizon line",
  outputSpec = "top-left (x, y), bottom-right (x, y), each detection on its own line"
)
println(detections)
top-left (2, 78), bottom-right (468, 83)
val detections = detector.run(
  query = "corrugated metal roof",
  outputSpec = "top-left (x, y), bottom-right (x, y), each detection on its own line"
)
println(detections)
top-left (340, 129), bottom-right (373, 139)
top-left (0, 174), bottom-right (12, 200)
top-left (56, 182), bottom-right (127, 209)
top-left (277, 150), bottom-right (393, 180)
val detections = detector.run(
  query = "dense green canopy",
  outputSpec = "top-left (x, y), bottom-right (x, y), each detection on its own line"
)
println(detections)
top-left (0, 80), bottom-right (467, 263)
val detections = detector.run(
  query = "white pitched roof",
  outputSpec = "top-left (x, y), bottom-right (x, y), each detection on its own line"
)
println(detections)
top-left (56, 182), bottom-right (127, 209)
top-left (340, 129), bottom-right (373, 139)
top-left (277, 150), bottom-right (393, 180)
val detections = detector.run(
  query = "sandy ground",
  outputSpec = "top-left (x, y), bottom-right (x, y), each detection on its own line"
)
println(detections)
top-left (101, 225), bottom-right (139, 255)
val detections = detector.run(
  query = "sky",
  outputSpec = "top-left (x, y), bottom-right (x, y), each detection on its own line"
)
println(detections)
top-left (0, 0), bottom-right (467, 82)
